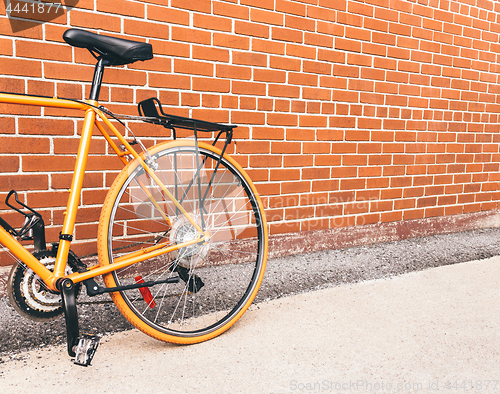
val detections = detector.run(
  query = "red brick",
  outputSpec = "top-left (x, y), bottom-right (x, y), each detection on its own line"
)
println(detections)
top-left (267, 114), bottom-right (298, 126)
top-left (268, 85), bottom-right (300, 101)
top-left (0, 137), bottom-right (50, 153)
top-left (0, 18), bottom-right (43, 39)
top-left (286, 15), bottom-right (316, 32)
top-left (96, 0), bottom-right (144, 18)
top-left (252, 8), bottom-right (284, 25)
top-left (171, 0), bottom-right (211, 13)
top-left (236, 21), bottom-right (270, 38)
top-left (250, 154), bottom-right (282, 168)
top-left (291, 101), bottom-right (306, 113)
top-left (21, 155), bottom-right (75, 172)
top-left (150, 40), bottom-right (190, 58)
top-left (340, 179), bottom-right (366, 191)
top-left (253, 38), bottom-right (285, 55)
top-left (284, 206), bottom-right (315, 220)
top-left (0, 58), bottom-right (41, 78)
top-left (320, 76), bottom-right (347, 90)
top-left (236, 141), bottom-right (270, 154)
top-left (345, 27), bottom-right (371, 45)
top-left (150, 74), bottom-right (191, 90)
top-left (231, 111), bottom-right (265, 125)
top-left (101, 68), bottom-right (147, 86)
top-left (194, 14), bottom-right (232, 32)
top-left (0, 173), bottom-right (48, 191)
top-left (253, 69), bottom-right (286, 83)
top-left (181, 92), bottom-right (200, 107)
top-left (283, 154), bottom-right (313, 167)
top-left (271, 141), bottom-right (301, 154)
top-left (241, 0), bottom-right (274, 9)
top-left (232, 81), bottom-right (267, 96)
top-left (193, 46), bottom-right (229, 62)
top-left (302, 87), bottom-right (331, 101)
top-left (17, 40), bottom-right (71, 63)
top-left (124, 20), bottom-right (170, 40)
top-left (172, 27), bottom-right (211, 45)
top-left (18, 118), bottom-right (74, 136)
top-left (216, 64), bottom-right (252, 80)
top-left (337, 10), bottom-right (364, 27)
top-left (304, 60), bottom-right (333, 75)
top-left (53, 137), bottom-right (106, 155)
top-left (308, 6), bottom-right (336, 23)
top-left (214, 1), bottom-right (249, 19)
top-left (233, 51), bottom-right (267, 67)
top-left (270, 168), bottom-right (300, 182)
top-left (222, 96), bottom-right (239, 109)
top-left (43, 62), bottom-right (93, 82)
top-left (303, 141), bottom-right (329, 153)
top-left (270, 56), bottom-right (301, 72)
top-left (193, 109), bottom-right (230, 124)
top-left (0, 37), bottom-right (12, 57)
top-left (272, 27), bottom-right (303, 43)
top-left (174, 59), bottom-right (213, 77)
top-left (128, 57), bottom-right (171, 73)
top-left (55, 82), bottom-right (83, 100)
top-left (318, 49), bottom-right (345, 64)
top-left (145, 5), bottom-right (189, 24)
top-left (253, 127), bottom-right (285, 140)
top-left (0, 156), bottom-right (19, 173)
top-left (318, 0), bottom-right (346, 11)
top-left (213, 33), bottom-right (250, 50)
top-left (276, 0), bottom-right (306, 16)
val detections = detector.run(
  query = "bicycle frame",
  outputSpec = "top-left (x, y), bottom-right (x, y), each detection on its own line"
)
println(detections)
top-left (0, 92), bottom-right (207, 292)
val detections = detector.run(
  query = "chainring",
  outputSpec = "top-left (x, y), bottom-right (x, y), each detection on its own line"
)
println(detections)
top-left (7, 247), bottom-right (84, 321)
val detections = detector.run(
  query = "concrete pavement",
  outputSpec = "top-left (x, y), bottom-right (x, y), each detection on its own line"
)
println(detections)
top-left (0, 256), bottom-right (498, 394)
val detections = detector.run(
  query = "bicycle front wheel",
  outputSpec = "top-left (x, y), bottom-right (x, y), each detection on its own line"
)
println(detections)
top-left (97, 140), bottom-right (268, 344)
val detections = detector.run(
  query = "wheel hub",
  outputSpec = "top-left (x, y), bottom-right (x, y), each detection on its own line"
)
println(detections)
top-left (170, 217), bottom-right (210, 267)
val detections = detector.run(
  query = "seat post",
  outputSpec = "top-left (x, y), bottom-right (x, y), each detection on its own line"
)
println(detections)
top-left (89, 58), bottom-right (109, 101)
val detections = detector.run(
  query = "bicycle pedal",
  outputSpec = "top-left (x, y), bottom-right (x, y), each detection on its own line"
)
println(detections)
top-left (73, 334), bottom-right (100, 367)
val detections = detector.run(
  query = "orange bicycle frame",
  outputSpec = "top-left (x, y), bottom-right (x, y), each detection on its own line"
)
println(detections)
top-left (0, 92), bottom-right (206, 291)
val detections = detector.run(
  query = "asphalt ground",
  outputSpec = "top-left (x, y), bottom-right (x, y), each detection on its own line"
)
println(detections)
top-left (0, 228), bottom-right (499, 393)
top-left (1, 227), bottom-right (500, 357)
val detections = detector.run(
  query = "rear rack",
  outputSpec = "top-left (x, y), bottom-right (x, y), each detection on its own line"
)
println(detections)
top-left (137, 97), bottom-right (235, 232)
top-left (138, 97), bottom-right (236, 134)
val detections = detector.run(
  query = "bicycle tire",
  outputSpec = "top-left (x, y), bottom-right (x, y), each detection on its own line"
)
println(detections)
top-left (97, 140), bottom-right (268, 344)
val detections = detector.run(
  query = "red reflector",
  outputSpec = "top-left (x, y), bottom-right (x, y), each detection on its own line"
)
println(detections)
top-left (135, 276), bottom-right (156, 308)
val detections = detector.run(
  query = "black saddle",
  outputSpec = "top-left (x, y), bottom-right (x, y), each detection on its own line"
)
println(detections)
top-left (63, 28), bottom-right (153, 66)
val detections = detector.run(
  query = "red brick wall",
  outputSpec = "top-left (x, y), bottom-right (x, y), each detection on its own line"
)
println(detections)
top-left (1, 0), bottom-right (500, 263)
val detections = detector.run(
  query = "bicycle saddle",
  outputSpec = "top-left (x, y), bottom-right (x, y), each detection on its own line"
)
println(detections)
top-left (63, 28), bottom-right (153, 66)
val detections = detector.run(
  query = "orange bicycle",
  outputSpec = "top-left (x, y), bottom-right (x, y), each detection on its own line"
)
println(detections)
top-left (0, 28), bottom-right (268, 366)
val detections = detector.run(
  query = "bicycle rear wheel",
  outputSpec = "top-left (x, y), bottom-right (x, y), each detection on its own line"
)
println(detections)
top-left (97, 140), bottom-right (267, 344)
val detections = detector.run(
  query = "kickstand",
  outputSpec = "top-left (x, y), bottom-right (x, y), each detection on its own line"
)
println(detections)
top-left (60, 279), bottom-right (100, 366)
